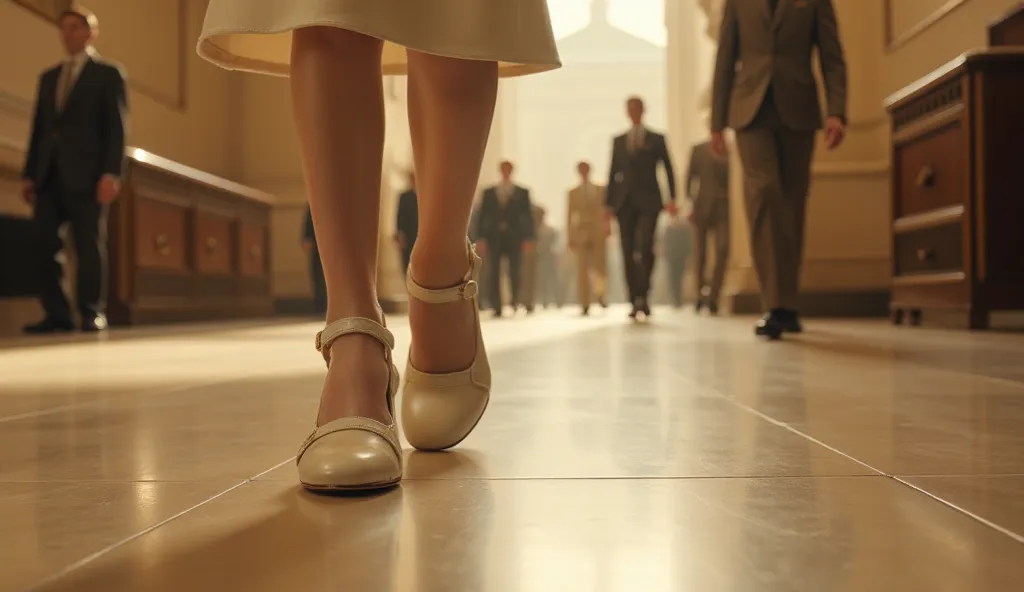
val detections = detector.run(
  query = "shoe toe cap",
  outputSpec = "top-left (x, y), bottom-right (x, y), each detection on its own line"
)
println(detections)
top-left (297, 430), bottom-right (402, 489)
top-left (402, 389), bottom-right (488, 451)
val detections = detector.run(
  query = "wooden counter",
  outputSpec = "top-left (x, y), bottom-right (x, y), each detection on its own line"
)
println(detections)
top-left (0, 141), bottom-right (275, 326)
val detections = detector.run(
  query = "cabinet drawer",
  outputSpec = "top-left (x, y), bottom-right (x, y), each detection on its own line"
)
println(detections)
top-left (238, 223), bottom-right (268, 278)
top-left (894, 222), bottom-right (963, 276)
top-left (895, 123), bottom-right (966, 217)
top-left (194, 212), bottom-right (233, 276)
top-left (135, 198), bottom-right (188, 271)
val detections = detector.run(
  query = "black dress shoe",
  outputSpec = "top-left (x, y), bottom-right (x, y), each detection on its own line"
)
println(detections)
top-left (23, 318), bottom-right (75, 335)
top-left (598, 297), bottom-right (608, 309)
top-left (755, 312), bottom-right (784, 340)
top-left (708, 302), bottom-right (720, 316)
top-left (581, 307), bottom-right (590, 317)
top-left (628, 307), bottom-right (639, 320)
top-left (779, 310), bottom-right (803, 333)
top-left (695, 300), bottom-right (705, 313)
top-left (640, 300), bottom-right (652, 317)
top-left (81, 315), bottom-right (109, 332)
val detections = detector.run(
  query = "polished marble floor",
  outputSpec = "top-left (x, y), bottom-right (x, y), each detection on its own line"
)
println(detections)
top-left (1, 307), bottom-right (1023, 591)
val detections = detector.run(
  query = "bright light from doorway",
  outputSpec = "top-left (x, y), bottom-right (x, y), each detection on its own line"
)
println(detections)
top-left (548, 0), bottom-right (667, 46)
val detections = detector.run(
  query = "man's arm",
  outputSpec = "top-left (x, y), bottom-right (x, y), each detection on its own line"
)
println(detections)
top-left (100, 65), bottom-right (128, 179)
top-left (815, 0), bottom-right (848, 122)
top-left (660, 136), bottom-right (677, 202)
top-left (711, 0), bottom-right (739, 132)
top-left (521, 190), bottom-right (536, 241)
top-left (22, 74), bottom-right (46, 182)
top-left (685, 146), bottom-right (699, 202)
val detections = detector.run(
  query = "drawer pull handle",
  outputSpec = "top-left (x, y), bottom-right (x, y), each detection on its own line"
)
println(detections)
top-left (917, 248), bottom-right (935, 262)
top-left (249, 245), bottom-right (262, 259)
top-left (916, 165), bottom-right (935, 188)
top-left (205, 237), bottom-right (219, 253)
top-left (155, 234), bottom-right (171, 257)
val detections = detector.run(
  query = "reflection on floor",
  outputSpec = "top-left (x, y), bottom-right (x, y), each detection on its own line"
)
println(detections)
top-left (1, 307), bottom-right (1023, 591)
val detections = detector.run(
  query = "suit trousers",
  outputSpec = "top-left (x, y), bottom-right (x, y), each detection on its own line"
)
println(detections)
top-left (487, 237), bottom-right (521, 313)
top-left (309, 247), bottom-right (327, 316)
top-left (575, 240), bottom-right (606, 309)
top-left (734, 102), bottom-right (816, 311)
top-left (616, 204), bottom-right (659, 305)
top-left (34, 172), bottom-right (108, 323)
top-left (520, 248), bottom-right (537, 309)
top-left (693, 199), bottom-right (731, 303)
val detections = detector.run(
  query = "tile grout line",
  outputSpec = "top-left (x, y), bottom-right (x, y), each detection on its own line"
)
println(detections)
top-left (28, 458), bottom-right (296, 591)
top-left (668, 364), bottom-right (1024, 546)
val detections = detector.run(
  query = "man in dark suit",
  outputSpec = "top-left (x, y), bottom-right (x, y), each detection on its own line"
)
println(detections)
top-left (606, 96), bottom-right (677, 319)
top-left (476, 160), bottom-right (535, 317)
top-left (302, 205), bottom-right (327, 316)
top-left (711, 0), bottom-right (847, 339)
top-left (394, 170), bottom-right (418, 277)
top-left (685, 139), bottom-right (730, 315)
top-left (21, 7), bottom-right (127, 334)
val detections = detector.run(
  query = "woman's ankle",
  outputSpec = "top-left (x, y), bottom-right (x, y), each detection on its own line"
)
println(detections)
top-left (408, 244), bottom-right (470, 289)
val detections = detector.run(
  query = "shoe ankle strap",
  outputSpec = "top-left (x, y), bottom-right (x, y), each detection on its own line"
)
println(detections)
top-left (316, 317), bottom-right (394, 362)
top-left (405, 244), bottom-right (481, 305)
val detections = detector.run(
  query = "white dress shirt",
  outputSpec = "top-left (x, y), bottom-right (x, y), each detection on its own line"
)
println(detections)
top-left (56, 48), bottom-right (94, 111)
top-left (628, 125), bottom-right (646, 153)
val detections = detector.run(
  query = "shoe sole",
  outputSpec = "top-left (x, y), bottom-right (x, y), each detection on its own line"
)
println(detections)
top-left (301, 477), bottom-right (402, 492)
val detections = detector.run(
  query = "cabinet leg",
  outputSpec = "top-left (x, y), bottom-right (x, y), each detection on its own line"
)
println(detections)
top-left (969, 308), bottom-right (990, 330)
top-left (909, 309), bottom-right (923, 326)
top-left (891, 309), bottom-right (904, 325)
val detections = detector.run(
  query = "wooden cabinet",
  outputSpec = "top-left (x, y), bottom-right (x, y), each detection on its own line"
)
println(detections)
top-left (885, 49), bottom-right (1024, 329)
top-left (106, 149), bottom-right (275, 325)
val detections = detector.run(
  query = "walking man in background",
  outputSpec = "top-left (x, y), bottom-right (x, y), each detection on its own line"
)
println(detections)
top-left (21, 7), bottom-right (127, 334)
top-left (476, 161), bottom-right (535, 317)
top-left (302, 205), bottom-right (327, 316)
top-left (394, 169), bottom-right (418, 277)
top-left (606, 96), bottom-right (677, 320)
top-left (711, 0), bottom-right (847, 339)
top-left (686, 138), bottom-right (730, 315)
top-left (567, 161), bottom-right (608, 316)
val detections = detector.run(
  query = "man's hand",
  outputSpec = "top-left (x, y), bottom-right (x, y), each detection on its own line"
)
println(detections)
top-left (21, 179), bottom-right (35, 205)
top-left (687, 211), bottom-right (696, 224)
top-left (521, 240), bottom-right (535, 254)
top-left (475, 239), bottom-right (488, 256)
top-left (97, 176), bottom-right (121, 205)
top-left (824, 116), bottom-right (846, 150)
top-left (710, 131), bottom-right (727, 158)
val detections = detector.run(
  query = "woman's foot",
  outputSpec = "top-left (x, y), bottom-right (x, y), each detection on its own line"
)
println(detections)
top-left (402, 243), bottom-right (491, 451)
top-left (297, 317), bottom-right (403, 491)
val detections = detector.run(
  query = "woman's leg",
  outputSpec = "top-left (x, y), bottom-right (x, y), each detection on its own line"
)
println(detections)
top-left (405, 53), bottom-right (498, 372)
top-left (290, 27), bottom-right (391, 425)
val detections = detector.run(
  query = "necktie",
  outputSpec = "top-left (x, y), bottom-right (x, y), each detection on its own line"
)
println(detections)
top-left (57, 61), bottom-right (75, 111)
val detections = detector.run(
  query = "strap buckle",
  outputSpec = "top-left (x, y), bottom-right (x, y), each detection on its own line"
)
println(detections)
top-left (459, 280), bottom-right (479, 300)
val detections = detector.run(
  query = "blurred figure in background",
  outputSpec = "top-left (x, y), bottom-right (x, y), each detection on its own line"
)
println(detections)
top-left (685, 138), bottom-right (730, 315)
top-left (566, 161), bottom-right (608, 316)
top-left (302, 204), bottom-right (327, 316)
top-left (476, 160), bottom-right (535, 317)
top-left (533, 207), bottom-right (562, 310)
top-left (661, 217), bottom-right (693, 309)
top-left (394, 170), bottom-right (418, 277)
top-left (21, 7), bottom-right (127, 334)
top-left (606, 96), bottom-right (677, 320)
top-left (519, 201), bottom-right (545, 314)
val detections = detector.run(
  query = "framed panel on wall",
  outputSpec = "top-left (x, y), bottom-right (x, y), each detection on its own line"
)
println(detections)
top-left (884, 0), bottom-right (973, 51)
top-left (9, 0), bottom-right (72, 22)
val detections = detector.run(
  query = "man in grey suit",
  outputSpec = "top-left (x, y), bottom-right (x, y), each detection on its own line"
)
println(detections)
top-left (685, 140), bottom-right (730, 315)
top-left (711, 0), bottom-right (847, 339)
top-left (606, 96), bottom-right (677, 320)
top-left (476, 161), bottom-right (535, 317)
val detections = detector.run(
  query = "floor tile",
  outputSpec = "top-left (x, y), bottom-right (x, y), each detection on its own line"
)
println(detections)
top-left (903, 475), bottom-right (1024, 539)
top-left (36, 477), bottom-right (1024, 592)
top-left (0, 480), bottom-right (236, 591)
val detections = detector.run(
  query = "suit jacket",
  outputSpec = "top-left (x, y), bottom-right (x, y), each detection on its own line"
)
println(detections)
top-left (606, 128), bottom-right (676, 214)
top-left (395, 189), bottom-right (418, 250)
top-left (685, 142), bottom-right (729, 225)
top-left (23, 52), bottom-right (128, 193)
top-left (711, 0), bottom-right (847, 132)
top-left (478, 184), bottom-right (535, 245)
top-left (566, 182), bottom-right (607, 246)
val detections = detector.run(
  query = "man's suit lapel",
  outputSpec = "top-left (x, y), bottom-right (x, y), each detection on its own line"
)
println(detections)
top-left (772, 0), bottom-right (792, 30)
top-left (61, 57), bottom-right (96, 117)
